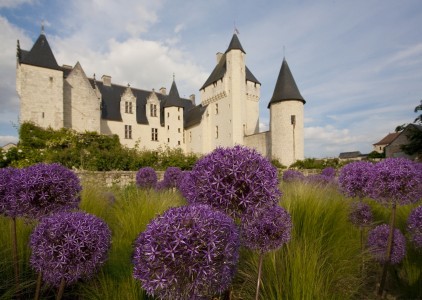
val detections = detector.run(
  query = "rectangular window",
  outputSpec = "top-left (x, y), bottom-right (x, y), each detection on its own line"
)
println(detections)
top-left (178, 128), bottom-right (181, 133)
top-left (167, 112), bottom-right (170, 118)
top-left (291, 115), bottom-right (296, 125)
top-left (151, 128), bottom-right (158, 141)
top-left (125, 125), bottom-right (132, 139)
top-left (178, 141), bottom-right (181, 145)
top-left (178, 115), bottom-right (180, 120)
top-left (150, 104), bottom-right (157, 117)
top-left (215, 126), bottom-right (219, 139)
top-left (215, 103), bottom-right (219, 115)
top-left (125, 102), bottom-right (132, 114)
top-left (189, 131), bottom-right (192, 142)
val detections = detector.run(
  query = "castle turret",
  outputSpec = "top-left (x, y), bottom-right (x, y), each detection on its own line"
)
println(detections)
top-left (268, 58), bottom-right (305, 166)
top-left (16, 31), bottom-right (64, 130)
top-left (163, 78), bottom-right (185, 149)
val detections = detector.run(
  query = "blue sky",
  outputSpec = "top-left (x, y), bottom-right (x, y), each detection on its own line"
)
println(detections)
top-left (1, 0), bottom-right (421, 158)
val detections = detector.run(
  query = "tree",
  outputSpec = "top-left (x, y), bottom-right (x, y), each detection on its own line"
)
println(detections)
top-left (396, 100), bottom-right (422, 158)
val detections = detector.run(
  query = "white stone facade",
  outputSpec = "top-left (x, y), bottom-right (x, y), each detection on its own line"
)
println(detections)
top-left (17, 33), bottom-right (305, 166)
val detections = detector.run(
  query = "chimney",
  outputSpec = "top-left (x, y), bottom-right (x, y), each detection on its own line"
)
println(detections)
top-left (189, 94), bottom-right (196, 105)
top-left (216, 52), bottom-right (223, 64)
top-left (102, 75), bottom-right (111, 86)
top-left (159, 87), bottom-right (167, 95)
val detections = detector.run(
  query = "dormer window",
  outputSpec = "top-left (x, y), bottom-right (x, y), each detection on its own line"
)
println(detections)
top-left (125, 102), bottom-right (133, 114)
top-left (150, 104), bottom-right (157, 117)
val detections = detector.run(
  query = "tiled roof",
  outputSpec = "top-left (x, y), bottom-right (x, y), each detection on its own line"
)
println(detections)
top-left (225, 34), bottom-right (245, 54)
top-left (200, 34), bottom-right (260, 90)
top-left (339, 151), bottom-right (362, 159)
top-left (90, 80), bottom-right (194, 126)
top-left (184, 104), bottom-right (207, 129)
top-left (373, 132), bottom-right (401, 146)
top-left (268, 58), bottom-right (305, 108)
top-left (163, 80), bottom-right (185, 108)
top-left (19, 34), bottom-right (61, 71)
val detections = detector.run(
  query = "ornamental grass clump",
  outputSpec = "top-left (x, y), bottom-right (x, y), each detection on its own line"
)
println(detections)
top-left (30, 211), bottom-right (111, 299)
top-left (182, 145), bottom-right (281, 218)
top-left (407, 205), bottom-right (422, 249)
top-left (240, 206), bottom-right (292, 300)
top-left (132, 204), bottom-right (240, 300)
top-left (136, 167), bottom-right (157, 189)
top-left (367, 224), bottom-right (406, 265)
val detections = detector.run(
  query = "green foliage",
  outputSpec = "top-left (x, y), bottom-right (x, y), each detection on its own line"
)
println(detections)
top-left (5, 122), bottom-right (199, 170)
top-left (271, 159), bottom-right (286, 169)
top-left (367, 150), bottom-right (385, 159)
top-left (401, 126), bottom-right (422, 157)
top-left (290, 157), bottom-right (342, 169)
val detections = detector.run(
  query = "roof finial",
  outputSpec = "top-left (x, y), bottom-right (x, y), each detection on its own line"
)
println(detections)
top-left (41, 19), bottom-right (45, 35)
top-left (173, 73), bottom-right (175, 82)
top-left (234, 21), bottom-right (239, 35)
top-left (283, 45), bottom-right (286, 59)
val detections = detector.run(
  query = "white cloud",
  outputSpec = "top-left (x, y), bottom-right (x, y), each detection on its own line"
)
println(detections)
top-left (0, 0), bottom-right (32, 9)
top-left (0, 135), bottom-right (18, 147)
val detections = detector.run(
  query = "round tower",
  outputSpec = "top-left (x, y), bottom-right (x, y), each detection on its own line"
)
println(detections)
top-left (268, 58), bottom-right (305, 167)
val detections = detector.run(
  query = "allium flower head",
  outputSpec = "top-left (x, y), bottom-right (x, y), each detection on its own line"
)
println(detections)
top-left (338, 161), bottom-right (374, 199)
top-left (241, 206), bottom-right (292, 253)
top-left (407, 205), bottom-right (422, 249)
top-left (163, 166), bottom-right (182, 188)
top-left (133, 204), bottom-right (240, 300)
top-left (367, 224), bottom-right (406, 264)
top-left (0, 167), bottom-right (19, 216)
top-left (30, 212), bottom-right (111, 286)
top-left (348, 202), bottom-right (373, 227)
top-left (368, 158), bottom-right (422, 205)
top-left (5, 163), bottom-right (81, 218)
top-left (282, 169), bottom-right (305, 183)
top-left (183, 145), bottom-right (281, 218)
top-left (136, 167), bottom-right (157, 189)
top-left (321, 167), bottom-right (336, 178)
top-left (176, 171), bottom-right (193, 198)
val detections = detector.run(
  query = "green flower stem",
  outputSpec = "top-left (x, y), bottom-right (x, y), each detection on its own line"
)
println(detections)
top-left (255, 253), bottom-right (264, 300)
top-left (56, 278), bottom-right (66, 300)
top-left (11, 217), bottom-right (20, 300)
top-left (378, 201), bottom-right (397, 297)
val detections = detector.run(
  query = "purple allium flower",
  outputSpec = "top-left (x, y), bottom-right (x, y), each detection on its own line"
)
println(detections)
top-left (367, 224), bottom-right (406, 264)
top-left (176, 171), bottom-right (193, 198)
top-left (5, 163), bottom-right (82, 219)
top-left (241, 206), bottom-right (292, 253)
top-left (30, 211), bottom-right (111, 287)
top-left (305, 174), bottom-right (335, 186)
top-left (183, 146), bottom-right (281, 218)
top-left (163, 166), bottom-right (182, 188)
top-left (321, 167), bottom-right (336, 178)
top-left (136, 167), bottom-right (158, 189)
top-left (348, 202), bottom-right (373, 227)
top-left (368, 158), bottom-right (422, 205)
top-left (133, 204), bottom-right (240, 299)
top-left (0, 167), bottom-right (19, 216)
top-left (282, 169), bottom-right (305, 183)
top-left (338, 161), bottom-right (374, 199)
top-left (407, 205), bottom-right (422, 249)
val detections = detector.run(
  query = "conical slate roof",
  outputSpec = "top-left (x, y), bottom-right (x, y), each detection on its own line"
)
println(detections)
top-left (225, 33), bottom-right (246, 54)
top-left (163, 80), bottom-right (185, 108)
top-left (200, 34), bottom-right (259, 90)
top-left (268, 58), bottom-right (305, 108)
top-left (19, 34), bottom-right (61, 70)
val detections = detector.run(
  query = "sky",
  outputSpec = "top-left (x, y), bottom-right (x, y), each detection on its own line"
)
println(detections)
top-left (0, 0), bottom-right (421, 158)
